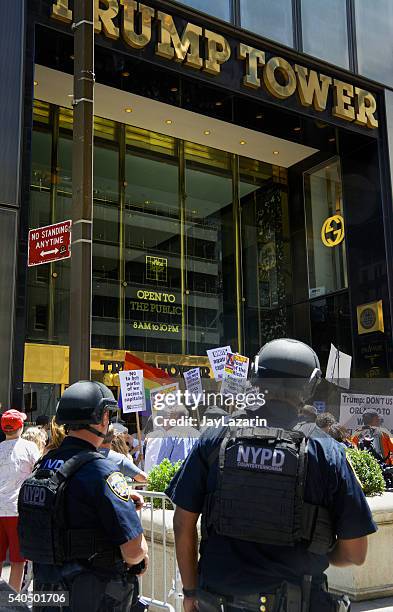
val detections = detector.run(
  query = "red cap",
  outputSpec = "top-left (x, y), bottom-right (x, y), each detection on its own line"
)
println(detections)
top-left (1, 410), bottom-right (27, 432)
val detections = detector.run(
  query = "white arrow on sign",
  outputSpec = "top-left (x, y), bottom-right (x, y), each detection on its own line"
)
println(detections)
top-left (40, 248), bottom-right (59, 257)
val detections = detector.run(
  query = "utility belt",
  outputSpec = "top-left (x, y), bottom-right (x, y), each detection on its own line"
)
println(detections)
top-left (198, 578), bottom-right (351, 612)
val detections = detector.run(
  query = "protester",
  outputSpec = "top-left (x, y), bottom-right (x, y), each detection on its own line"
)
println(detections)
top-left (21, 426), bottom-right (47, 456)
top-left (298, 404), bottom-right (318, 423)
top-left (128, 431), bottom-right (144, 466)
top-left (0, 410), bottom-right (40, 592)
top-left (35, 415), bottom-right (50, 433)
top-left (99, 426), bottom-right (147, 482)
top-left (44, 416), bottom-right (66, 452)
top-left (18, 381), bottom-right (148, 612)
top-left (167, 339), bottom-right (376, 612)
top-left (316, 411), bottom-right (337, 432)
top-left (327, 423), bottom-right (353, 447)
top-left (351, 408), bottom-right (393, 465)
top-left (144, 404), bottom-right (200, 472)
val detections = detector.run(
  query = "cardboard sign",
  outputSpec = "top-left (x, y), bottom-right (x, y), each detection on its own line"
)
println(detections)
top-left (119, 370), bottom-right (146, 414)
top-left (150, 382), bottom-right (180, 411)
top-left (340, 393), bottom-right (393, 434)
top-left (183, 367), bottom-right (203, 405)
top-left (223, 353), bottom-right (249, 380)
top-left (207, 346), bottom-right (232, 381)
top-left (326, 344), bottom-right (352, 389)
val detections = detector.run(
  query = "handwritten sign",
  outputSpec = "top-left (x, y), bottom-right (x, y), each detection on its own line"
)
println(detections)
top-left (207, 346), bottom-right (232, 381)
top-left (119, 370), bottom-right (146, 414)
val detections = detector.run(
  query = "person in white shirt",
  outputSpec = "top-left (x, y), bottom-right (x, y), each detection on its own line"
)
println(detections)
top-left (144, 404), bottom-right (200, 473)
top-left (0, 410), bottom-right (39, 591)
top-left (98, 426), bottom-right (147, 482)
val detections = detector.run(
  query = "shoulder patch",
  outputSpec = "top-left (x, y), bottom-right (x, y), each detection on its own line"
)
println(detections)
top-left (106, 471), bottom-right (130, 501)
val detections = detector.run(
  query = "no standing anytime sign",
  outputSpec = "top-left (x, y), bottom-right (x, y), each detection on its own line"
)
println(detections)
top-left (28, 220), bottom-right (72, 267)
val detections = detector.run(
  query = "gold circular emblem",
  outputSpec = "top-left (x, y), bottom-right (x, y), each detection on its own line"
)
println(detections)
top-left (321, 215), bottom-right (345, 247)
top-left (360, 307), bottom-right (377, 330)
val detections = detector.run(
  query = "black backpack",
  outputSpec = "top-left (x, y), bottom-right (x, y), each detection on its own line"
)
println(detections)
top-left (18, 451), bottom-right (116, 565)
top-left (203, 426), bottom-right (333, 553)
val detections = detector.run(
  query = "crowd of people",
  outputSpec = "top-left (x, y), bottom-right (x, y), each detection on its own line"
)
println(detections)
top-left (0, 338), bottom-right (392, 611)
top-left (0, 408), bottom-right (148, 595)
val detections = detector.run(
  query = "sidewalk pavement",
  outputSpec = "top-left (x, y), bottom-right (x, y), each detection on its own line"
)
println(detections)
top-left (352, 599), bottom-right (393, 611)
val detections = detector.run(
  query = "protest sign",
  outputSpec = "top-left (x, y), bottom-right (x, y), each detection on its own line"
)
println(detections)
top-left (207, 346), bottom-right (232, 381)
top-left (223, 353), bottom-right (249, 380)
top-left (326, 344), bottom-right (352, 389)
top-left (150, 382), bottom-right (180, 411)
top-left (119, 370), bottom-right (145, 414)
top-left (313, 401), bottom-right (326, 414)
top-left (220, 375), bottom-right (248, 398)
top-left (183, 368), bottom-right (203, 406)
top-left (340, 392), bottom-right (393, 434)
top-left (220, 353), bottom-right (249, 397)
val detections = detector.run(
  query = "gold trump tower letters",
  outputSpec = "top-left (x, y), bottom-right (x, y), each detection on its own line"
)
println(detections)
top-left (51, 0), bottom-right (378, 129)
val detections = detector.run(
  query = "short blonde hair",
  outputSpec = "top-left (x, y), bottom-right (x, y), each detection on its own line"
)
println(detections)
top-left (22, 426), bottom-right (47, 455)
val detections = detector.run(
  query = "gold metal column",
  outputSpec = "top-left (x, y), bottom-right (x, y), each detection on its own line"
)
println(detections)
top-left (178, 140), bottom-right (187, 355)
top-left (232, 154), bottom-right (244, 354)
top-left (118, 123), bottom-right (126, 349)
top-left (48, 107), bottom-right (60, 342)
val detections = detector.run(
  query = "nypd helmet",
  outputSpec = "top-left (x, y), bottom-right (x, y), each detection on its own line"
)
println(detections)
top-left (252, 338), bottom-right (322, 404)
top-left (55, 381), bottom-right (118, 426)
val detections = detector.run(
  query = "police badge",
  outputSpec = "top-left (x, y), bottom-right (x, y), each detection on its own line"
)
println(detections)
top-left (106, 472), bottom-right (131, 501)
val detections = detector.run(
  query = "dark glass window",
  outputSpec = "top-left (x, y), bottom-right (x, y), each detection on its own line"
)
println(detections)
top-left (355, 0), bottom-right (393, 85)
top-left (240, 0), bottom-right (294, 47)
top-left (177, 0), bottom-right (230, 21)
top-left (301, 0), bottom-right (349, 68)
top-left (0, 207), bottom-right (17, 405)
top-left (304, 159), bottom-right (348, 298)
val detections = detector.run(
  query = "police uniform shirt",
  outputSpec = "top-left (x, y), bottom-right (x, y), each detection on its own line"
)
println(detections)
top-left (34, 437), bottom-right (143, 582)
top-left (166, 401), bottom-right (377, 596)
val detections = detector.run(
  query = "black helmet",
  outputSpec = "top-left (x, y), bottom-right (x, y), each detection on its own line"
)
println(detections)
top-left (55, 381), bottom-right (118, 426)
top-left (252, 338), bottom-right (322, 404)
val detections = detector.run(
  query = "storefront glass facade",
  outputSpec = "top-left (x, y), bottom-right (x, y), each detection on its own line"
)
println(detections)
top-left (28, 101), bottom-right (295, 359)
top-left (7, 0), bottom-right (391, 417)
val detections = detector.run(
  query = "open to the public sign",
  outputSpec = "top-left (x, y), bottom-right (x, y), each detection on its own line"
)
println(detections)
top-left (28, 220), bottom-right (72, 267)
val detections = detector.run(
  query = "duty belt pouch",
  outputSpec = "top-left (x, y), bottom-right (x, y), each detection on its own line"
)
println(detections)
top-left (197, 589), bottom-right (225, 611)
top-left (275, 582), bottom-right (302, 612)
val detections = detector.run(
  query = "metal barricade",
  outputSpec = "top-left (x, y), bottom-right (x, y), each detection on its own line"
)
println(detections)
top-left (137, 490), bottom-right (183, 612)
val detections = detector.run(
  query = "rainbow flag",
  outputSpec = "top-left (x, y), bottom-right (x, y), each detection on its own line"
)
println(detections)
top-left (119, 352), bottom-right (173, 416)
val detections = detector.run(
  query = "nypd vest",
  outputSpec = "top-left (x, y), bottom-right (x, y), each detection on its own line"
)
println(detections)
top-left (18, 451), bottom-right (118, 565)
top-left (203, 427), bottom-right (334, 554)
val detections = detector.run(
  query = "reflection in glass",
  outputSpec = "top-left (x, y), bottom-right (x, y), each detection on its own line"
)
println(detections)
top-left (185, 144), bottom-right (235, 355)
top-left (0, 208), bottom-right (17, 405)
top-left (240, 159), bottom-right (293, 357)
top-left (28, 105), bottom-right (71, 346)
top-left (304, 159), bottom-right (347, 298)
top-left (301, 0), bottom-right (349, 68)
top-left (177, 0), bottom-right (230, 21)
top-left (355, 0), bottom-right (393, 85)
top-left (92, 136), bottom-right (120, 350)
top-left (240, 0), bottom-right (293, 47)
top-left (124, 129), bottom-right (182, 354)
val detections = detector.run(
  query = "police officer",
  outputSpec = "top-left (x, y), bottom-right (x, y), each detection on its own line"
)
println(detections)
top-left (166, 339), bottom-right (377, 612)
top-left (18, 381), bottom-right (148, 612)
